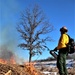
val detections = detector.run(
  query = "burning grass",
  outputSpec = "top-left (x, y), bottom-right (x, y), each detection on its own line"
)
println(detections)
top-left (0, 57), bottom-right (43, 75)
top-left (0, 57), bottom-right (16, 64)
top-left (0, 63), bottom-right (43, 75)
top-left (0, 59), bottom-right (75, 75)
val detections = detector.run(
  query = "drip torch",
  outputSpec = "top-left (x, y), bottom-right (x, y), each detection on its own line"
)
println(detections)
top-left (43, 45), bottom-right (58, 59)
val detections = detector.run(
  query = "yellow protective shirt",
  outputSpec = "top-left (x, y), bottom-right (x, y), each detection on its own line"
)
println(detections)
top-left (57, 33), bottom-right (69, 50)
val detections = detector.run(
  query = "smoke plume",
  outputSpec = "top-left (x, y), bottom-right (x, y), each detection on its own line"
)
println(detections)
top-left (0, 45), bottom-right (15, 60)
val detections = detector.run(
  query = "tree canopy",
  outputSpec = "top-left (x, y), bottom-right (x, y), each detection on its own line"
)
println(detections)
top-left (17, 5), bottom-right (54, 62)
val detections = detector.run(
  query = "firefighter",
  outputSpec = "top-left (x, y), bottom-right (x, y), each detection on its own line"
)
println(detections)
top-left (54, 26), bottom-right (69, 75)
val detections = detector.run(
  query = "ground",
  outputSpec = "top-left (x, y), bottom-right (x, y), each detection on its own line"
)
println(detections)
top-left (0, 63), bottom-right (75, 75)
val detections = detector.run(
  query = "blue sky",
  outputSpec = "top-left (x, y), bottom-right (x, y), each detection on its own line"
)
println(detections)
top-left (0, 0), bottom-right (75, 62)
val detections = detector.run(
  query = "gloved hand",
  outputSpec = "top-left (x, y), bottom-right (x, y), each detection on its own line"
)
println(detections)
top-left (53, 47), bottom-right (57, 51)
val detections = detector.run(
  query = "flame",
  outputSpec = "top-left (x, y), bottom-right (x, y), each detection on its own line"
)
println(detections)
top-left (0, 59), bottom-right (7, 64)
top-left (10, 57), bottom-right (16, 64)
top-left (25, 62), bottom-right (38, 75)
top-left (0, 57), bottom-right (16, 64)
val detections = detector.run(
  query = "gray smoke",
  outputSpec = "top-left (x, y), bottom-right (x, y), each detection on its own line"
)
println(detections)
top-left (0, 25), bottom-right (28, 64)
top-left (0, 24), bottom-right (18, 61)
top-left (0, 45), bottom-right (15, 60)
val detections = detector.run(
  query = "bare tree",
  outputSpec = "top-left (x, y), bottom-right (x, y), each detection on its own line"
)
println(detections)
top-left (17, 5), bottom-right (54, 62)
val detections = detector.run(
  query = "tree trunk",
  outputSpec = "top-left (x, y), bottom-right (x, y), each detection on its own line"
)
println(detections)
top-left (29, 51), bottom-right (32, 62)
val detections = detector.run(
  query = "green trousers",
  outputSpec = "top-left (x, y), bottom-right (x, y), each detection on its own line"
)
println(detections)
top-left (57, 48), bottom-right (68, 75)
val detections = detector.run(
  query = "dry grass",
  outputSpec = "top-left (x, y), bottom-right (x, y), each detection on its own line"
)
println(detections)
top-left (0, 63), bottom-right (75, 75)
top-left (0, 63), bottom-right (43, 75)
